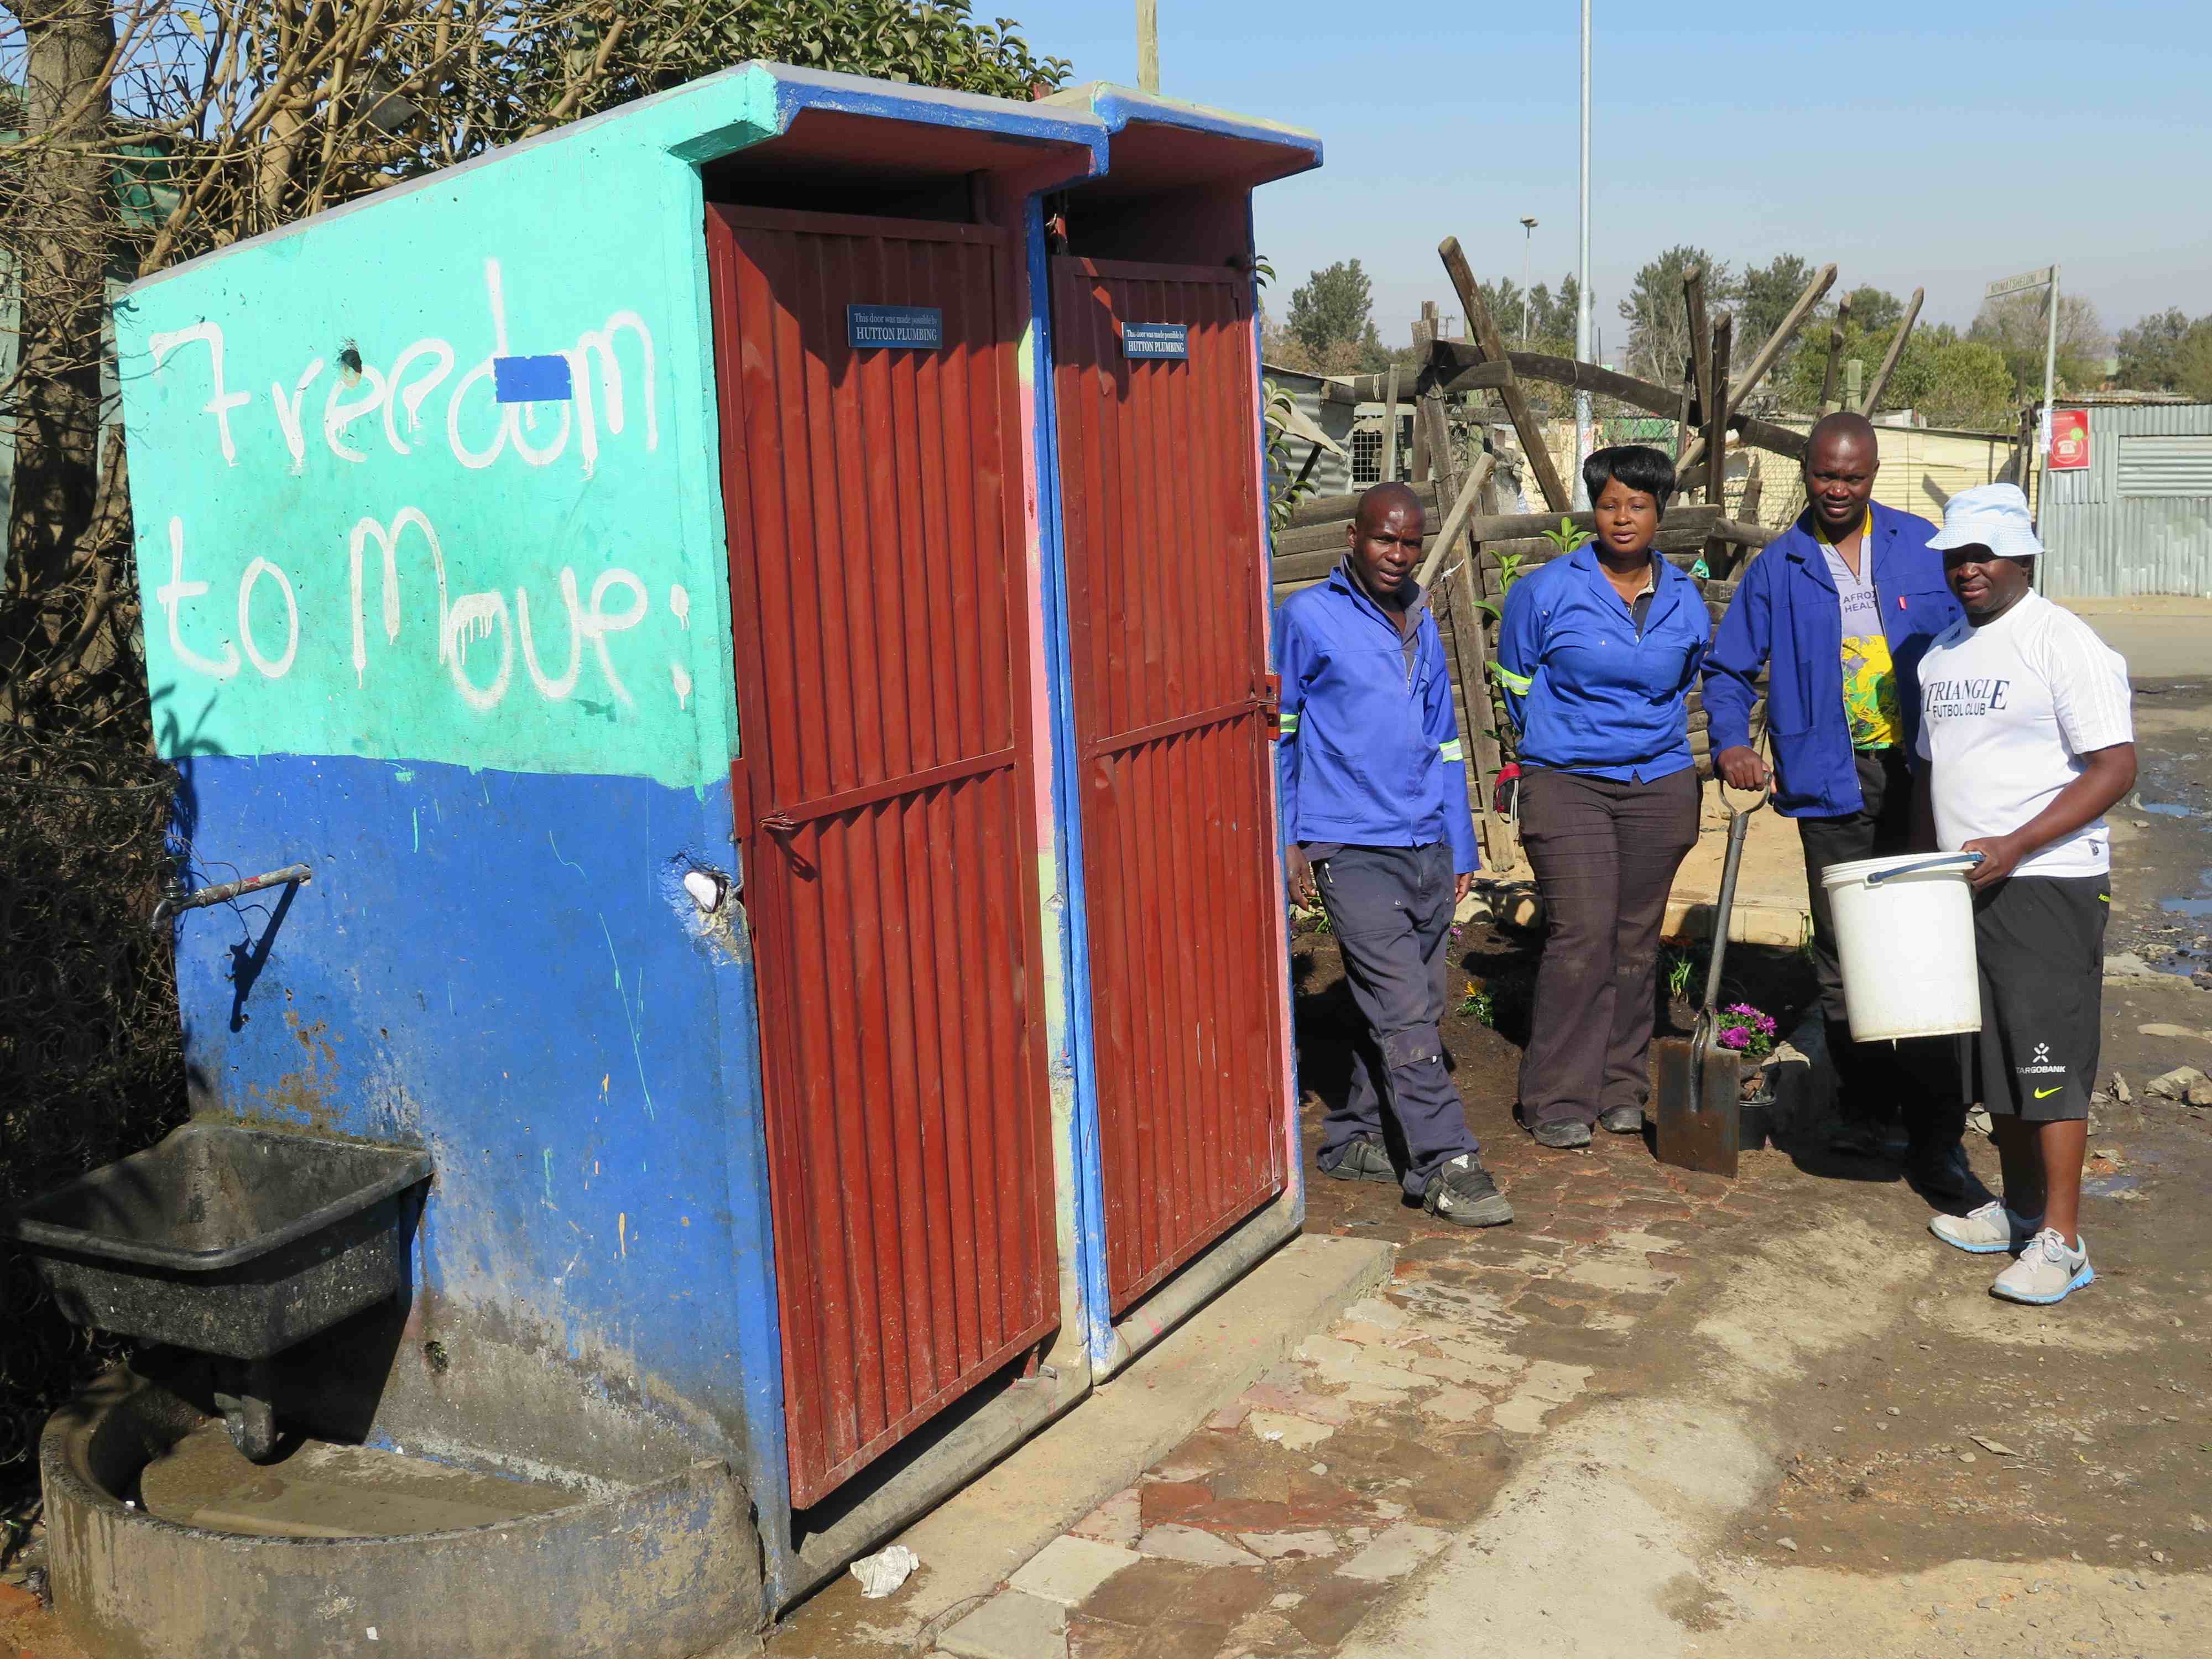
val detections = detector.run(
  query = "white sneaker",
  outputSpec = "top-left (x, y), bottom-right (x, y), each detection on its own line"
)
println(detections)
top-left (1990, 1229), bottom-right (2093, 1305)
top-left (1929, 1201), bottom-right (2042, 1256)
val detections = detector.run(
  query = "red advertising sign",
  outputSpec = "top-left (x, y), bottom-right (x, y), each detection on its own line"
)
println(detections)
top-left (2047, 407), bottom-right (2090, 471)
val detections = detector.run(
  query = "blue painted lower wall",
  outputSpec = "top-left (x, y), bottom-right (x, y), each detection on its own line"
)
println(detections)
top-left (168, 752), bottom-right (784, 1501)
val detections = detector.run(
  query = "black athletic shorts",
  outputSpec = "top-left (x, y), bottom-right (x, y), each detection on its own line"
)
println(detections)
top-left (1972, 873), bottom-right (2109, 1123)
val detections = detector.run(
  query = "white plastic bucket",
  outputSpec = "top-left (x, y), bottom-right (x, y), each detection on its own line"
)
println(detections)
top-left (1818, 851), bottom-right (1984, 1042)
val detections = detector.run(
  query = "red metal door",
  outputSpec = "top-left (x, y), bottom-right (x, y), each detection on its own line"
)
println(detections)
top-left (706, 205), bottom-right (1057, 1508)
top-left (1050, 257), bottom-right (1287, 1313)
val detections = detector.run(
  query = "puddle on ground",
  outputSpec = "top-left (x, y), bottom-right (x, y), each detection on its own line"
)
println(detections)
top-left (2158, 897), bottom-right (2212, 919)
top-left (2136, 801), bottom-right (2195, 818)
top-left (2082, 1174), bottom-right (2145, 1201)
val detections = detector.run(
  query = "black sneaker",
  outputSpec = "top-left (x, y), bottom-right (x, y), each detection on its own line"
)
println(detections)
top-left (1532, 1119), bottom-right (1593, 1149)
top-left (1320, 1136), bottom-right (1397, 1185)
top-left (1829, 1120), bottom-right (1900, 1159)
top-left (1422, 1154), bottom-right (1514, 1227)
top-left (1599, 1105), bottom-right (1645, 1135)
top-left (1907, 1140), bottom-right (1977, 1206)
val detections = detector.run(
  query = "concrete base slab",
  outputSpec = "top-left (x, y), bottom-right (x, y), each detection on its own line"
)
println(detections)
top-left (1665, 792), bottom-right (1811, 947)
top-left (937, 1591), bottom-right (1066, 1659)
top-left (1137, 1524), bottom-right (1262, 1567)
top-left (1336, 1523), bottom-right (1454, 1583)
top-left (1664, 896), bottom-right (1809, 948)
top-left (1005, 1537), bottom-right (1139, 1606)
top-left (773, 1231), bottom-right (1394, 1652)
top-left (138, 1421), bottom-right (577, 1539)
top-left (43, 1370), bottom-right (758, 1659)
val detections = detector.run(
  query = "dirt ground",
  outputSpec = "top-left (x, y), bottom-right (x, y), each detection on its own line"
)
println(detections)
top-left (6, 680), bottom-right (2209, 1659)
top-left (1290, 900), bottom-right (1819, 1169)
top-left (1693, 676), bottom-right (2212, 1658)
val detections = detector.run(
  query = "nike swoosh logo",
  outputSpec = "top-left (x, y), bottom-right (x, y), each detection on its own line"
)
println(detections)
top-left (2034, 1086), bottom-right (2064, 1099)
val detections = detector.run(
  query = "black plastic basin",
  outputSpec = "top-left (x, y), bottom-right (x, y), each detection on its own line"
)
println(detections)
top-left (9, 1122), bottom-right (431, 1361)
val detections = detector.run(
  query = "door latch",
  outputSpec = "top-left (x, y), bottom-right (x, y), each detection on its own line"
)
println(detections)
top-left (1253, 672), bottom-right (1282, 737)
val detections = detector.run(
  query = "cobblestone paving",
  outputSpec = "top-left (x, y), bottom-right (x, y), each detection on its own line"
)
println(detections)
top-left (931, 1124), bottom-right (1793, 1659)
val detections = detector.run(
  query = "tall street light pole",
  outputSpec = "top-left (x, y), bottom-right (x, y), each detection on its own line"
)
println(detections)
top-left (1519, 216), bottom-right (1538, 348)
top-left (1573, 0), bottom-right (1592, 508)
top-left (1137, 0), bottom-right (1159, 92)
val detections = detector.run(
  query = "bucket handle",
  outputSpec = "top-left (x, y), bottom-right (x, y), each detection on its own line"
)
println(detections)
top-left (1864, 851), bottom-right (1985, 888)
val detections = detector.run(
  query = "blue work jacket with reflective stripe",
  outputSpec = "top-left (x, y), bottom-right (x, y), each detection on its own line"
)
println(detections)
top-left (1273, 562), bottom-right (1480, 873)
top-left (1701, 504), bottom-right (1961, 817)
top-left (1494, 545), bottom-right (1710, 781)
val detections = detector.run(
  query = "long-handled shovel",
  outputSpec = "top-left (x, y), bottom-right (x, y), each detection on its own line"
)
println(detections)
top-left (1654, 786), bottom-right (1765, 1177)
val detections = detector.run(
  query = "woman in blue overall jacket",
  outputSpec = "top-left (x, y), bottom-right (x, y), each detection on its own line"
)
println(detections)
top-left (1495, 446), bottom-right (1710, 1147)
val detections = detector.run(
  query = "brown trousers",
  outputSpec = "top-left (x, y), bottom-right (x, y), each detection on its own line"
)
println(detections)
top-left (1517, 764), bottom-right (1702, 1128)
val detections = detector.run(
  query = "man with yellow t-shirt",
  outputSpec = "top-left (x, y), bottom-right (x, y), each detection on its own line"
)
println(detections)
top-left (1703, 413), bottom-right (1969, 1196)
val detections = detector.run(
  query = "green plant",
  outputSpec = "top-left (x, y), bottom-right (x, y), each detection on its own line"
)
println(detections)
top-left (1262, 375), bottom-right (1323, 534)
top-left (1539, 517), bottom-right (1592, 556)
top-left (1458, 980), bottom-right (1496, 1025)
top-left (1661, 945), bottom-right (1707, 1000)
top-left (1470, 546), bottom-right (1530, 622)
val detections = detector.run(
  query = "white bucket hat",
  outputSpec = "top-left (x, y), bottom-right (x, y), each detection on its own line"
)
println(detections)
top-left (1927, 482), bottom-right (2043, 561)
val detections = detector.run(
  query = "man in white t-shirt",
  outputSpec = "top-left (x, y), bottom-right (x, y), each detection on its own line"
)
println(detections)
top-left (1913, 483), bottom-right (2136, 1306)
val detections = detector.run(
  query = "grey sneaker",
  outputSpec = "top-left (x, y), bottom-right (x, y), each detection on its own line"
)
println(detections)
top-left (1991, 1228), bottom-right (2093, 1305)
top-left (1929, 1200), bottom-right (2042, 1256)
top-left (1599, 1105), bottom-right (1644, 1135)
top-left (1531, 1119), bottom-right (1593, 1149)
top-left (1320, 1136), bottom-right (1396, 1185)
top-left (1422, 1154), bottom-right (1514, 1227)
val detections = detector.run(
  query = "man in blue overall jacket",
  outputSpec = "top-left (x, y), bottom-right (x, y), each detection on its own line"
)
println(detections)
top-left (1275, 482), bottom-right (1514, 1227)
top-left (1702, 412), bottom-right (1970, 1194)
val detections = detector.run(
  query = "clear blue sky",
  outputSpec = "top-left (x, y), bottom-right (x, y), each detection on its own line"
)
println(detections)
top-left (1012, 1), bottom-right (2209, 349)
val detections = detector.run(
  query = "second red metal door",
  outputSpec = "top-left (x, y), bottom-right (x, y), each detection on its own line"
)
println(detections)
top-left (707, 205), bottom-right (1058, 1508)
top-left (1051, 256), bottom-right (1287, 1313)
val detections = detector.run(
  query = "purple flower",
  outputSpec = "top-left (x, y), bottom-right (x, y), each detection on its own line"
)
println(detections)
top-left (1717, 1025), bottom-right (1752, 1050)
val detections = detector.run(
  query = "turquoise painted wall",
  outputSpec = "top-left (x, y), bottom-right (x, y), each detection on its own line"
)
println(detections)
top-left (119, 70), bottom-right (789, 789)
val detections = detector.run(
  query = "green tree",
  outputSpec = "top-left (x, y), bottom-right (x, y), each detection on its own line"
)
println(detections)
top-left (1780, 319), bottom-right (1879, 414)
top-left (1620, 246), bottom-right (1733, 385)
top-left (1479, 276), bottom-right (1526, 343)
top-left (2115, 308), bottom-right (2198, 390)
top-left (1840, 285), bottom-right (1906, 335)
top-left (514, 1), bottom-right (1072, 128)
top-left (1285, 258), bottom-right (1378, 360)
top-left (1969, 290), bottom-right (2109, 398)
top-left (1737, 254), bottom-right (1819, 358)
top-left (1469, 273), bottom-right (1579, 354)
top-left (1921, 338), bottom-right (2017, 430)
top-left (1780, 319), bottom-right (2017, 430)
top-left (2177, 321), bottom-right (2212, 402)
top-left (1525, 273), bottom-right (1580, 352)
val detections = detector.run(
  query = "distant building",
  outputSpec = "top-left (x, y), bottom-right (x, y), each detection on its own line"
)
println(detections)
top-left (1766, 418), bottom-right (2030, 525)
top-left (2038, 400), bottom-right (2212, 597)
top-left (1261, 363), bottom-right (1354, 499)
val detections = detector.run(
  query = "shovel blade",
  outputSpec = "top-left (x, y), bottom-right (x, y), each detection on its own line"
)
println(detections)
top-left (1653, 1036), bottom-right (1740, 1178)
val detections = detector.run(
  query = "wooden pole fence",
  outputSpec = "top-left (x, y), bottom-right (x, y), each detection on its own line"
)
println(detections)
top-left (1438, 235), bottom-right (1573, 514)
